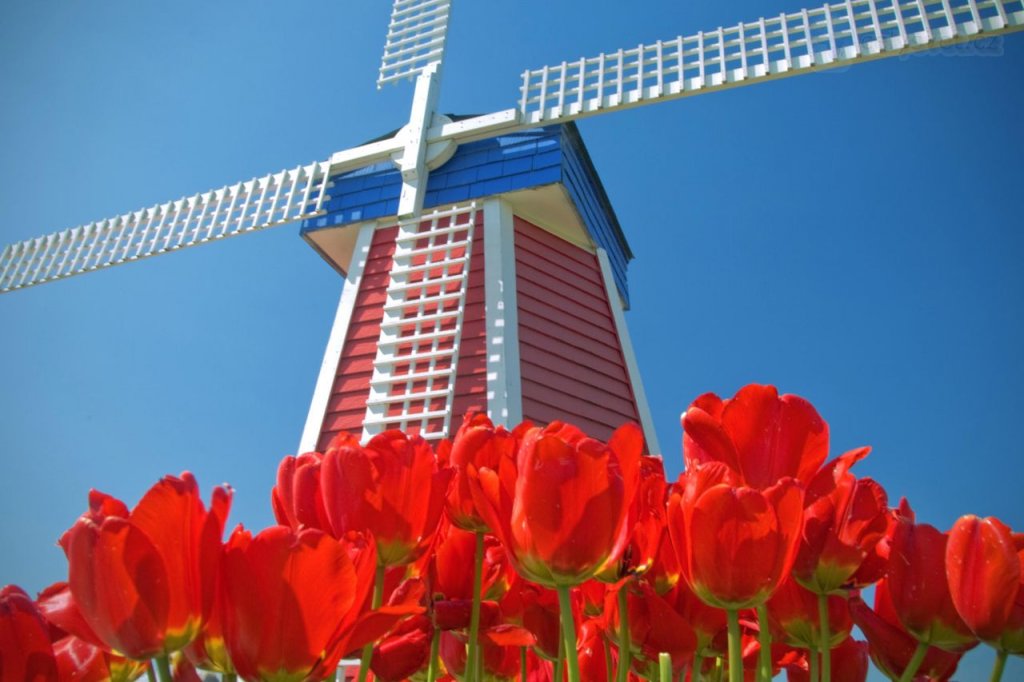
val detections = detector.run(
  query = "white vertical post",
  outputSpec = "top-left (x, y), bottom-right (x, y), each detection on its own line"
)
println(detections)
top-left (297, 224), bottom-right (377, 453)
top-left (595, 248), bottom-right (661, 457)
top-left (482, 199), bottom-right (523, 427)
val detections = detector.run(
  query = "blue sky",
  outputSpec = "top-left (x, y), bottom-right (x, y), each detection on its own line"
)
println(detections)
top-left (1, 1), bottom-right (1021, 677)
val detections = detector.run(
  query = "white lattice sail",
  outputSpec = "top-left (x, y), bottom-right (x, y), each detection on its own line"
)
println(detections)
top-left (362, 203), bottom-right (478, 441)
top-left (0, 161), bottom-right (332, 294)
top-left (378, 0), bottom-right (453, 87)
top-left (519, 0), bottom-right (1024, 125)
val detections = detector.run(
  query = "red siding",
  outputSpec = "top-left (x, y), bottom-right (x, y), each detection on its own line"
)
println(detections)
top-left (450, 222), bottom-right (488, 422)
top-left (316, 226), bottom-right (397, 450)
top-left (515, 217), bottom-right (641, 442)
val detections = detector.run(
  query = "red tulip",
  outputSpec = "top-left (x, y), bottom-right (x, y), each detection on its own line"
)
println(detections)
top-left (794, 447), bottom-right (889, 594)
top-left (35, 581), bottom-right (104, 649)
top-left (61, 473), bottom-right (232, 658)
top-left (371, 614), bottom-right (433, 681)
top-left (271, 451), bottom-right (331, 532)
top-left (667, 463), bottom-right (804, 609)
top-left (443, 412), bottom-right (520, 533)
top-left (577, 618), bottom-right (613, 682)
top-left (850, 581), bottom-right (962, 681)
top-left (946, 514), bottom-right (1024, 654)
top-left (432, 524), bottom-right (510, 604)
top-left (888, 517), bottom-right (978, 652)
top-left (321, 430), bottom-right (452, 567)
top-left (662, 580), bottom-right (728, 661)
top-left (782, 638), bottom-right (869, 682)
top-left (439, 624), bottom-right (534, 680)
top-left (470, 421), bottom-right (643, 587)
top-left (764, 578), bottom-right (851, 651)
top-left (220, 525), bottom-right (420, 682)
top-left (0, 585), bottom-right (57, 681)
top-left (682, 384), bottom-right (828, 490)
top-left (605, 580), bottom-right (696, 677)
top-left (597, 455), bottom-right (668, 584)
top-left (500, 578), bottom-right (562, 662)
top-left (51, 634), bottom-right (149, 682)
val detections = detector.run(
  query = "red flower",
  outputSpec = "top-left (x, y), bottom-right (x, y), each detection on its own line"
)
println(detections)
top-left (887, 517), bottom-right (977, 652)
top-left (271, 451), bottom-right (331, 532)
top-left (371, 614), bottom-right (433, 681)
top-left (321, 430), bottom-right (452, 567)
top-left (605, 580), bottom-right (696, 677)
top-left (220, 525), bottom-right (419, 681)
top-left (783, 638), bottom-right (869, 682)
top-left (682, 384), bottom-right (828, 490)
top-left (596, 455), bottom-right (668, 584)
top-left (764, 578), bottom-right (851, 651)
top-left (667, 463), bottom-right (804, 609)
top-left (0, 585), bottom-right (57, 681)
top-left (51, 634), bottom-right (149, 682)
top-left (443, 412), bottom-right (520, 533)
top-left (850, 581), bottom-right (962, 681)
top-left (439, 624), bottom-right (534, 679)
top-left (793, 447), bottom-right (889, 594)
top-left (946, 515), bottom-right (1024, 653)
top-left (470, 421), bottom-right (643, 587)
top-left (61, 473), bottom-right (232, 658)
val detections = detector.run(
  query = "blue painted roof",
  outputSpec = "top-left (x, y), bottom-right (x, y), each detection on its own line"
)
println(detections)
top-left (301, 122), bottom-right (634, 303)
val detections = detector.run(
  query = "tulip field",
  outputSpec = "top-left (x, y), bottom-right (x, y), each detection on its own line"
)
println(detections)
top-left (2, 384), bottom-right (1022, 681)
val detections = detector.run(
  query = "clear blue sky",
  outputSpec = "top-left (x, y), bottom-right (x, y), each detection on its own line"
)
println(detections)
top-left (1, 2), bottom-right (1021, 678)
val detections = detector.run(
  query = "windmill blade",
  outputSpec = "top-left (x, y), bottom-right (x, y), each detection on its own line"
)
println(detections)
top-left (378, 0), bottom-right (453, 87)
top-left (519, 0), bottom-right (1024, 126)
top-left (0, 160), bottom-right (332, 294)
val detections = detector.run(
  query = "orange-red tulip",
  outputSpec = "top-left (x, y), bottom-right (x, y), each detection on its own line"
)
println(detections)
top-left (946, 514), bottom-right (1024, 654)
top-left (764, 578), bottom-right (851, 651)
top-left (52, 634), bottom-right (149, 682)
top-left (888, 517), bottom-right (977, 652)
top-left (682, 384), bottom-right (828, 490)
top-left (470, 421), bottom-right (643, 587)
top-left (61, 473), bottom-right (231, 659)
top-left (0, 585), bottom-right (57, 681)
top-left (605, 580), bottom-right (697, 677)
top-left (782, 638), bottom-right (869, 682)
top-left (271, 451), bottom-right (331, 533)
top-left (321, 430), bottom-right (452, 567)
top-left (371, 614), bottom-right (433, 681)
top-left (794, 447), bottom-right (888, 594)
top-left (220, 525), bottom-right (419, 682)
top-left (443, 412), bottom-right (520, 533)
top-left (667, 463), bottom-right (804, 609)
top-left (850, 581), bottom-right (962, 681)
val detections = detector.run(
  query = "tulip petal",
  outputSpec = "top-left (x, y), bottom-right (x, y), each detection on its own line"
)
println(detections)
top-left (946, 515), bottom-right (1021, 643)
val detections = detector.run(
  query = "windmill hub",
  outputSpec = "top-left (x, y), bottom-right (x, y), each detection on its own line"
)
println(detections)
top-left (390, 114), bottom-right (458, 172)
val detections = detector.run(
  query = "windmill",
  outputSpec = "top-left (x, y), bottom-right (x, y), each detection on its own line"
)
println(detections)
top-left (2, 3), bottom-right (1024, 643)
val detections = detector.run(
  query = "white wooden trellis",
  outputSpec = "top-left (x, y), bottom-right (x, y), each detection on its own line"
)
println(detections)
top-left (378, 0), bottom-right (452, 87)
top-left (519, 0), bottom-right (1024, 125)
top-left (0, 162), bottom-right (332, 293)
top-left (362, 203), bottom-right (478, 441)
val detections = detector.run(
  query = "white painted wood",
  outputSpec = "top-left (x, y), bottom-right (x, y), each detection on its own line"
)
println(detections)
top-left (518, 0), bottom-right (1024, 125)
top-left (362, 203), bottom-right (478, 441)
top-left (378, 0), bottom-right (451, 87)
top-left (397, 63), bottom-right (443, 218)
top-left (482, 199), bottom-right (523, 428)
top-left (595, 248), bottom-right (661, 457)
top-left (0, 160), bottom-right (332, 293)
top-left (297, 224), bottom-right (377, 454)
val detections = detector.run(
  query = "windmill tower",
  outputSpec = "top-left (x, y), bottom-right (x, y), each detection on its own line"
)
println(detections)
top-left (2, 0), bottom-right (1021, 459)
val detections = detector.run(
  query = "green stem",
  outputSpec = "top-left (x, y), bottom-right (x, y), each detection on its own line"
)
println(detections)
top-left (426, 625), bottom-right (441, 682)
top-left (714, 656), bottom-right (724, 682)
top-left (146, 665), bottom-right (157, 682)
top-left (809, 646), bottom-right (819, 682)
top-left (692, 650), bottom-right (705, 682)
top-left (554, 632), bottom-right (565, 682)
top-left (604, 637), bottom-right (614, 682)
top-left (154, 656), bottom-right (173, 682)
top-left (659, 653), bottom-right (672, 682)
top-left (616, 584), bottom-right (632, 682)
top-left (817, 593), bottom-right (831, 682)
top-left (223, 675), bottom-right (238, 682)
top-left (521, 647), bottom-right (528, 682)
top-left (991, 650), bottom-right (1009, 682)
top-left (897, 641), bottom-right (929, 682)
top-left (755, 604), bottom-right (772, 682)
top-left (726, 610), bottom-right (743, 682)
top-left (556, 585), bottom-right (581, 682)
top-left (467, 531), bottom-right (485, 682)
top-left (357, 564), bottom-right (388, 682)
